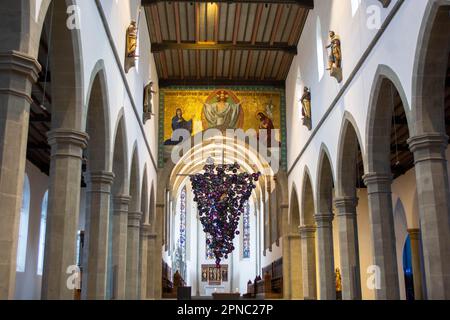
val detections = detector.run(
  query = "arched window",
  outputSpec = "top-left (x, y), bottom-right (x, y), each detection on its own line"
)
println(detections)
top-left (16, 175), bottom-right (31, 272)
top-left (316, 17), bottom-right (325, 81)
top-left (351, 0), bottom-right (361, 17)
top-left (37, 190), bottom-right (48, 276)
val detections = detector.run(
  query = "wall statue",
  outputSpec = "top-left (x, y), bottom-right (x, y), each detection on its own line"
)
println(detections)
top-left (300, 87), bottom-right (312, 130)
top-left (125, 20), bottom-right (138, 73)
top-left (143, 81), bottom-right (156, 123)
top-left (326, 31), bottom-right (343, 83)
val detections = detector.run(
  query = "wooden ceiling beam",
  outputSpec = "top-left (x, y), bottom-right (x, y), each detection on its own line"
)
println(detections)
top-left (142, 0), bottom-right (314, 9)
top-left (270, 4), bottom-right (284, 45)
top-left (158, 78), bottom-right (285, 87)
top-left (174, 2), bottom-right (184, 78)
top-left (151, 41), bottom-right (297, 54)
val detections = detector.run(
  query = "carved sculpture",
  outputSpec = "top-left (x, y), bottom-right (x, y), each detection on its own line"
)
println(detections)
top-left (143, 81), bottom-right (156, 123)
top-left (300, 86), bottom-right (312, 130)
top-left (125, 21), bottom-right (138, 73)
top-left (326, 31), bottom-right (343, 83)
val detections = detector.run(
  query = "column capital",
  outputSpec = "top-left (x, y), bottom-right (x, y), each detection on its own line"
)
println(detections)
top-left (334, 196), bottom-right (358, 216)
top-left (407, 228), bottom-right (421, 241)
top-left (314, 213), bottom-right (334, 226)
top-left (128, 211), bottom-right (143, 228)
top-left (113, 194), bottom-right (131, 207)
top-left (363, 172), bottom-right (392, 194)
top-left (0, 50), bottom-right (41, 81)
top-left (407, 133), bottom-right (448, 161)
top-left (87, 171), bottom-right (115, 184)
top-left (140, 224), bottom-right (152, 237)
top-left (87, 171), bottom-right (115, 193)
top-left (285, 232), bottom-right (301, 240)
top-left (47, 129), bottom-right (89, 160)
top-left (299, 225), bottom-right (316, 238)
top-left (362, 172), bottom-right (392, 186)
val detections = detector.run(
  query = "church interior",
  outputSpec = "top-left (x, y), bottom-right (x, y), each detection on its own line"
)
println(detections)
top-left (0, 0), bottom-right (449, 301)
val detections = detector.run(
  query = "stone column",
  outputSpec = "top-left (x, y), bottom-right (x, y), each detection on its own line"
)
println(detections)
top-left (41, 129), bottom-right (89, 300)
top-left (0, 51), bottom-right (40, 299)
top-left (408, 228), bottom-right (423, 300)
top-left (125, 211), bottom-right (142, 300)
top-left (146, 232), bottom-right (158, 299)
top-left (284, 233), bottom-right (302, 299)
top-left (334, 196), bottom-right (362, 300)
top-left (112, 195), bottom-right (130, 300)
top-left (299, 225), bottom-right (317, 300)
top-left (315, 213), bottom-right (336, 300)
top-left (82, 171), bottom-right (114, 300)
top-left (408, 133), bottom-right (450, 299)
top-left (363, 173), bottom-right (400, 300)
top-left (139, 224), bottom-right (151, 299)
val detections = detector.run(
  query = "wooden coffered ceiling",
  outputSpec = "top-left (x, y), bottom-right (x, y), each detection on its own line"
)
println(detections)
top-left (143, 0), bottom-right (314, 87)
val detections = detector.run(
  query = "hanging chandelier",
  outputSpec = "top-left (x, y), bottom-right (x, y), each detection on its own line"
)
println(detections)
top-left (190, 160), bottom-right (260, 266)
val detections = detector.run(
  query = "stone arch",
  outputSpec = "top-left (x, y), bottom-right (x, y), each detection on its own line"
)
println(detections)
top-left (411, 1), bottom-right (450, 135)
top-left (335, 112), bottom-right (365, 300)
top-left (129, 143), bottom-right (141, 212)
top-left (85, 60), bottom-right (111, 172)
top-left (43, 0), bottom-right (84, 131)
top-left (149, 181), bottom-right (156, 227)
top-left (111, 111), bottom-right (129, 195)
top-left (300, 166), bottom-right (315, 226)
top-left (316, 143), bottom-right (335, 215)
top-left (141, 165), bottom-right (149, 224)
top-left (366, 64), bottom-right (412, 174)
top-left (289, 183), bottom-right (301, 233)
top-left (336, 112), bottom-right (365, 198)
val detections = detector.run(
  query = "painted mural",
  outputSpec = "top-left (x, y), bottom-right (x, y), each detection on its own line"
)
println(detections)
top-left (161, 88), bottom-right (282, 143)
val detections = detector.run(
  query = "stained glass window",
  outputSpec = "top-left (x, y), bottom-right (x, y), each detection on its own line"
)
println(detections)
top-left (179, 185), bottom-right (187, 260)
top-left (243, 201), bottom-right (250, 259)
top-left (17, 174), bottom-right (30, 272)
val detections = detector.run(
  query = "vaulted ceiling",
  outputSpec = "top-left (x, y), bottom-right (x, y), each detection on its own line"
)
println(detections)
top-left (143, 0), bottom-right (314, 87)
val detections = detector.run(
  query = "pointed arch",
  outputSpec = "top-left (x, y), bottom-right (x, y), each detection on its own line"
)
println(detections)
top-left (366, 64), bottom-right (412, 174)
top-left (411, 1), bottom-right (450, 135)
top-left (289, 183), bottom-right (301, 233)
top-left (111, 111), bottom-right (129, 195)
top-left (85, 60), bottom-right (111, 172)
top-left (300, 166), bottom-right (315, 226)
top-left (336, 112), bottom-right (365, 197)
top-left (141, 165), bottom-right (149, 224)
top-left (129, 142), bottom-right (141, 212)
top-left (316, 143), bottom-right (335, 215)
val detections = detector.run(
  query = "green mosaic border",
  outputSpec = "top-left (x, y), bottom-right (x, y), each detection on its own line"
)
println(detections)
top-left (158, 85), bottom-right (287, 171)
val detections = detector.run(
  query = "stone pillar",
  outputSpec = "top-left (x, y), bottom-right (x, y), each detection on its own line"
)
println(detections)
top-left (82, 171), bottom-right (114, 300)
top-left (0, 51), bottom-right (40, 299)
top-left (408, 133), bottom-right (450, 299)
top-left (299, 225), bottom-right (317, 300)
top-left (139, 224), bottom-right (151, 299)
top-left (112, 195), bottom-right (130, 300)
top-left (315, 213), bottom-right (336, 300)
top-left (125, 211), bottom-right (142, 300)
top-left (146, 232), bottom-right (158, 299)
top-left (408, 228), bottom-right (423, 300)
top-left (334, 196), bottom-right (362, 300)
top-left (285, 233), bottom-right (302, 299)
top-left (363, 173), bottom-right (400, 300)
top-left (41, 129), bottom-right (89, 300)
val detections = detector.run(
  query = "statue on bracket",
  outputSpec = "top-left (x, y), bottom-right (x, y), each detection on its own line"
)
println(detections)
top-left (326, 31), bottom-right (343, 83)
top-left (143, 81), bottom-right (156, 123)
top-left (300, 87), bottom-right (312, 130)
top-left (125, 20), bottom-right (138, 73)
